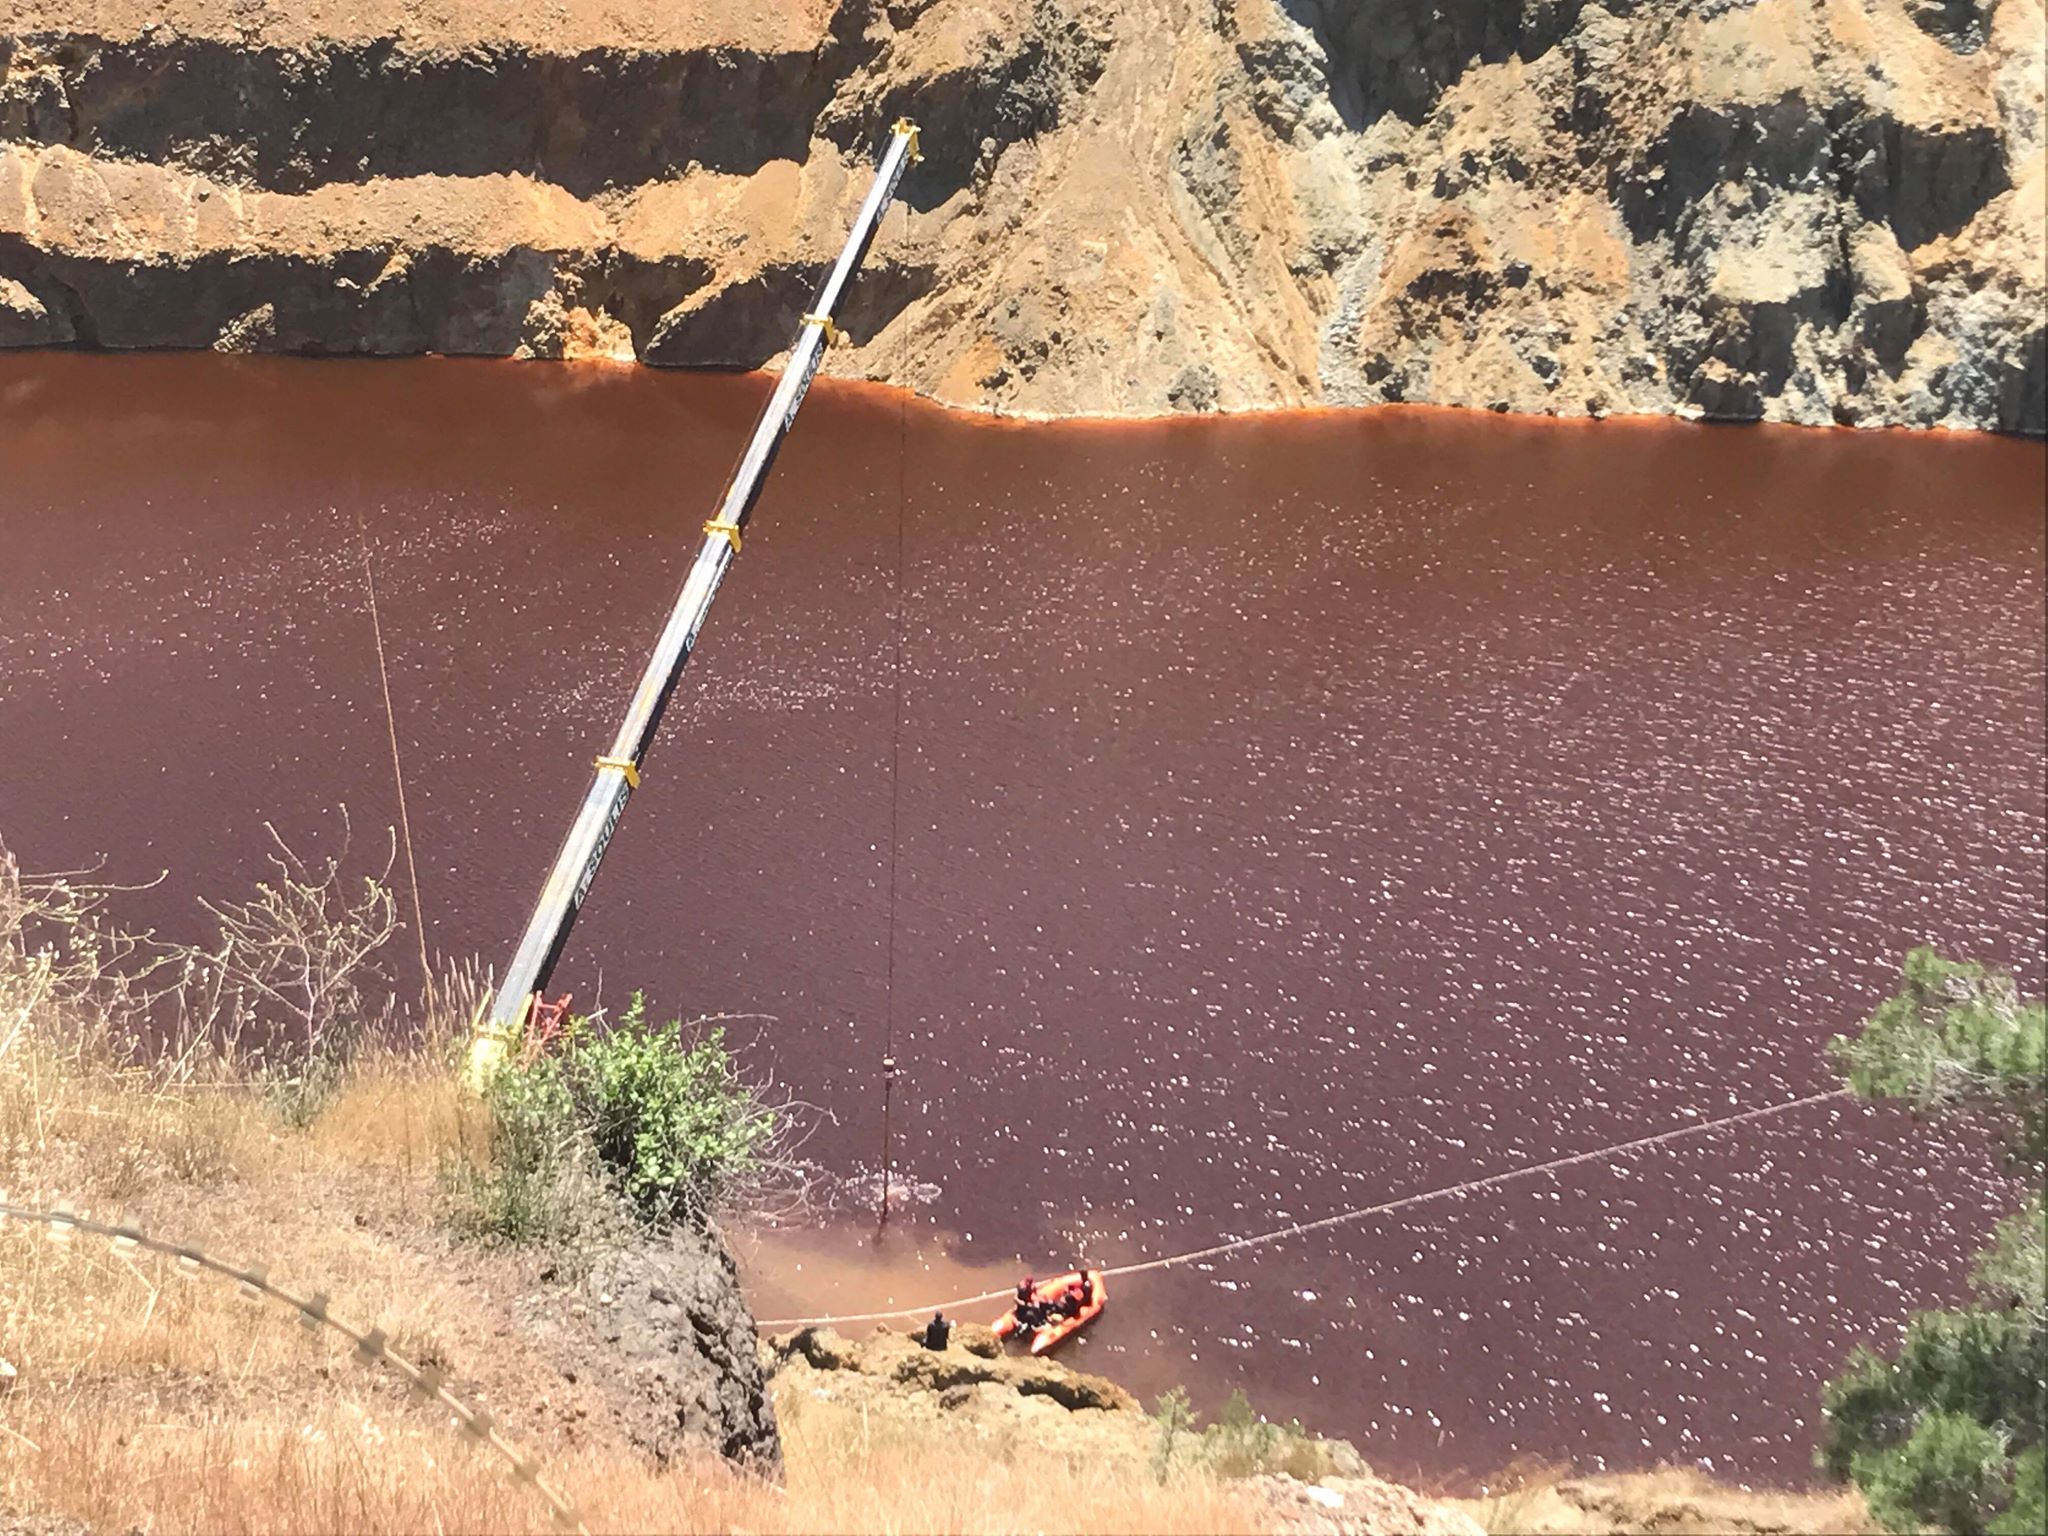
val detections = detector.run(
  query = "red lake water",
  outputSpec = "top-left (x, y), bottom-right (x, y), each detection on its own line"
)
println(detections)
top-left (1, 353), bottom-right (2041, 1485)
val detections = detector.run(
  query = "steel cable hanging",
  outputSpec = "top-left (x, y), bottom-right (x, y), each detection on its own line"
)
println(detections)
top-left (876, 188), bottom-right (914, 1233)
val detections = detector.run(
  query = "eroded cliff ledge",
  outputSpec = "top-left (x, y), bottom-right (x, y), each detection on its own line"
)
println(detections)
top-left (2, 0), bottom-right (2041, 432)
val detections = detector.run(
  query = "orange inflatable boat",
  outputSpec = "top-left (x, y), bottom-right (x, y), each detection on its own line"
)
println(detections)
top-left (994, 1269), bottom-right (1107, 1355)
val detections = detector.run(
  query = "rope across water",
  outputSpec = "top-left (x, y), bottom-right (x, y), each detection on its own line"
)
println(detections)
top-left (754, 1085), bottom-right (1851, 1329)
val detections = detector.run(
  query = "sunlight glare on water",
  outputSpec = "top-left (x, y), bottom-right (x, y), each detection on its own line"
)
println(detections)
top-left (1, 354), bottom-right (2041, 1485)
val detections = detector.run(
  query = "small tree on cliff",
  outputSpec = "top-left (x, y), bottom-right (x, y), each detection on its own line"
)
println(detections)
top-left (1819, 948), bottom-right (2045, 1536)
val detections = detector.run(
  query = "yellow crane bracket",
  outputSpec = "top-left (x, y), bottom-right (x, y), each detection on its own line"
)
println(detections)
top-left (462, 990), bottom-right (531, 1087)
top-left (702, 516), bottom-right (743, 554)
top-left (801, 313), bottom-right (843, 346)
top-left (892, 117), bottom-right (923, 164)
top-left (593, 755), bottom-right (641, 788)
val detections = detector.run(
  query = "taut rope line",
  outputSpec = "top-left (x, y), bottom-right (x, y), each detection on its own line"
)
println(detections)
top-left (755, 1085), bottom-right (1851, 1329)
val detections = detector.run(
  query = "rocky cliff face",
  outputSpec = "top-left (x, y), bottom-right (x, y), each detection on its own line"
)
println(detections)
top-left (586, 1231), bottom-right (782, 1468)
top-left (2, 0), bottom-right (2041, 432)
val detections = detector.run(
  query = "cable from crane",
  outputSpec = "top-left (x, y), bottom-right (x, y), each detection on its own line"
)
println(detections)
top-left (876, 186), bottom-right (918, 1235)
top-left (877, 397), bottom-right (908, 1234)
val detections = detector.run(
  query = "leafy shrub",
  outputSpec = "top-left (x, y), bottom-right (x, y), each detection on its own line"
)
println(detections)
top-left (1204, 1389), bottom-right (1343, 1481)
top-left (444, 993), bottom-right (781, 1244)
top-left (1150, 1386), bottom-right (1196, 1482)
top-left (1149, 1386), bottom-right (1347, 1483)
top-left (559, 994), bottom-right (777, 1226)
top-left (1820, 950), bottom-right (2046, 1534)
top-left (1998, 1446), bottom-right (2046, 1536)
top-left (441, 1057), bottom-right (587, 1244)
top-left (1849, 1411), bottom-right (2023, 1536)
top-left (1828, 947), bottom-right (2045, 1159)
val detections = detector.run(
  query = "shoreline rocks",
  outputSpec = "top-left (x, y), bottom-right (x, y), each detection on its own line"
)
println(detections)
top-left (765, 1322), bottom-right (1487, 1536)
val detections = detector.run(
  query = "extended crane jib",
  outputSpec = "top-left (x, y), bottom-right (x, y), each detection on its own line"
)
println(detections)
top-left (465, 120), bottom-right (923, 1081)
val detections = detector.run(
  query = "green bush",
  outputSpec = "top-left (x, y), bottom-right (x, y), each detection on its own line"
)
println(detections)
top-left (560, 994), bottom-right (777, 1226)
top-left (442, 1056), bottom-right (586, 1244)
top-left (1148, 1386), bottom-right (1346, 1483)
top-left (443, 993), bottom-right (779, 1244)
top-left (1822, 1305), bottom-right (2046, 1482)
top-left (1828, 947), bottom-right (2045, 1159)
top-left (1819, 950), bottom-right (2046, 1534)
top-left (1996, 1446), bottom-right (2045, 1536)
top-left (1851, 1411), bottom-right (2019, 1536)
top-left (1150, 1386), bottom-right (1197, 1482)
top-left (1204, 1389), bottom-right (1342, 1481)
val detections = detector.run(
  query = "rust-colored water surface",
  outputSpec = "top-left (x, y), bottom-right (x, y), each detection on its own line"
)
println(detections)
top-left (2, 354), bottom-right (2041, 1483)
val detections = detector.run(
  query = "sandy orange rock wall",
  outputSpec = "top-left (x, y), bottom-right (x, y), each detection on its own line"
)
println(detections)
top-left (1, 0), bottom-right (2040, 431)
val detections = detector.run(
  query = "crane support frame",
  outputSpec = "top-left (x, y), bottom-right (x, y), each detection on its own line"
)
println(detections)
top-left (466, 121), bottom-right (921, 1081)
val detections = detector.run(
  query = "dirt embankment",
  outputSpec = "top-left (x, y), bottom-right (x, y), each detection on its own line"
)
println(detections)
top-left (0, 0), bottom-right (2041, 431)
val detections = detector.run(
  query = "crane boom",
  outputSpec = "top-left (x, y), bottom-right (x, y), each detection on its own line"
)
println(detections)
top-left (466, 120), bottom-right (922, 1081)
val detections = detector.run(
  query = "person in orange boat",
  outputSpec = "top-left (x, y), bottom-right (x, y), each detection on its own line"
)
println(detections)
top-left (1013, 1276), bottom-right (1048, 1332)
top-left (1053, 1277), bottom-right (1088, 1318)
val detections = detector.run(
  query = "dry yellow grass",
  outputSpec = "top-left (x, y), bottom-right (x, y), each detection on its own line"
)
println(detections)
top-left (305, 1041), bottom-right (475, 1172)
top-left (8, 1375), bottom-right (1263, 1535)
top-left (0, 911), bottom-right (1265, 1534)
top-left (0, 1031), bottom-right (1881, 1536)
top-left (1450, 1462), bottom-right (1876, 1536)
top-left (0, 1059), bottom-right (1270, 1534)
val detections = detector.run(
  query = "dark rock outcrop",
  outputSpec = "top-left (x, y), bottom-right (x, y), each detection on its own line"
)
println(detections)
top-left (0, 270), bottom-right (65, 342)
top-left (586, 1228), bottom-right (781, 1469)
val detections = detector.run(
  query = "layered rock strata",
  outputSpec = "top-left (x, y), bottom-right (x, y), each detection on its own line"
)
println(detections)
top-left (2, 0), bottom-right (2041, 431)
